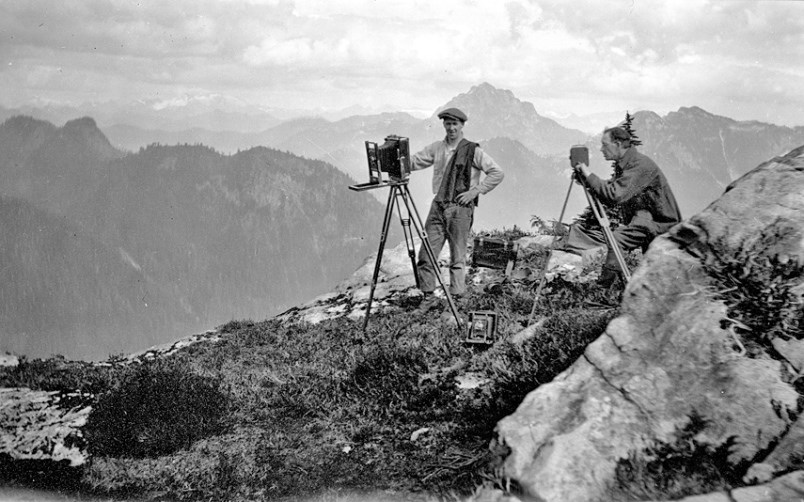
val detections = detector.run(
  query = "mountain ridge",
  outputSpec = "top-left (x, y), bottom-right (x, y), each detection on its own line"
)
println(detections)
top-left (96, 83), bottom-right (804, 222)
top-left (0, 116), bottom-right (391, 360)
top-left (4, 82), bottom-right (804, 358)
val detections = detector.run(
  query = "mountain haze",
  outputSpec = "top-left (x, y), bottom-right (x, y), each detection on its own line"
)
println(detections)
top-left (246, 84), bottom-right (591, 230)
top-left (0, 99), bottom-right (283, 134)
top-left (0, 196), bottom-right (178, 359)
top-left (0, 116), bottom-right (389, 360)
top-left (434, 83), bottom-right (588, 155)
top-left (7, 83), bottom-right (804, 314)
top-left (6, 85), bottom-right (803, 360)
top-left (476, 137), bottom-right (586, 229)
top-left (98, 83), bottom-right (804, 228)
top-left (630, 106), bottom-right (804, 215)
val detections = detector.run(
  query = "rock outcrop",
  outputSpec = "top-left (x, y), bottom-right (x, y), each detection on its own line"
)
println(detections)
top-left (494, 145), bottom-right (804, 501)
top-left (0, 330), bottom-right (221, 466)
top-left (0, 388), bottom-right (91, 466)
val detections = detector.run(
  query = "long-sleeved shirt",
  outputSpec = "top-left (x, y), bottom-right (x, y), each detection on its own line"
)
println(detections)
top-left (410, 137), bottom-right (504, 196)
top-left (586, 147), bottom-right (682, 233)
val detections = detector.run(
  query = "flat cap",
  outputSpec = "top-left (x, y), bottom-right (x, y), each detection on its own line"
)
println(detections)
top-left (437, 107), bottom-right (468, 123)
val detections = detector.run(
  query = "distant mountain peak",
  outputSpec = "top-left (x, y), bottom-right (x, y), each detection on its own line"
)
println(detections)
top-left (1, 114), bottom-right (56, 134)
top-left (680, 105), bottom-right (709, 114)
top-left (467, 82), bottom-right (516, 98)
top-left (432, 83), bottom-right (587, 154)
top-left (439, 82), bottom-right (536, 119)
top-left (64, 116), bottom-right (100, 130)
top-left (59, 116), bottom-right (121, 159)
top-left (672, 106), bottom-right (735, 124)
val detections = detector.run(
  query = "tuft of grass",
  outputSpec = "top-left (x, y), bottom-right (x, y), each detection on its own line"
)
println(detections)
top-left (608, 413), bottom-right (744, 501)
top-left (707, 253), bottom-right (804, 355)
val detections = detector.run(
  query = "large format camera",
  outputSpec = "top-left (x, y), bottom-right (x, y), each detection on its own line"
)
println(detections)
top-left (349, 135), bottom-right (411, 192)
top-left (366, 136), bottom-right (411, 182)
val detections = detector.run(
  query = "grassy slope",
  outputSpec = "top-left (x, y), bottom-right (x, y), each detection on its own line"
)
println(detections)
top-left (0, 232), bottom-right (622, 501)
top-left (6, 227), bottom-right (801, 501)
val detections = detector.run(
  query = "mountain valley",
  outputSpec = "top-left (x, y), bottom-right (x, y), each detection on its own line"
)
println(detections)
top-left (2, 83), bottom-right (804, 359)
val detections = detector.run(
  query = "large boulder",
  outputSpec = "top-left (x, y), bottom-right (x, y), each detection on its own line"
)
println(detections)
top-left (494, 146), bottom-right (804, 501)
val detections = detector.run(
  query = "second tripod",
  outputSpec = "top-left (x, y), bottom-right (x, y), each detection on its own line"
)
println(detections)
top-left (351, 179), bottom-right (462, 331)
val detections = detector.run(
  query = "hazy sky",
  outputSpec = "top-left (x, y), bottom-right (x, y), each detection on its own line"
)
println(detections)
top-left (1, 0), bottom-right (802, 126)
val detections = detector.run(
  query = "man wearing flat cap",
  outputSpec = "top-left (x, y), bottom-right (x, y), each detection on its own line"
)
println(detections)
top-left (410, 107), bottom-right (504, 312)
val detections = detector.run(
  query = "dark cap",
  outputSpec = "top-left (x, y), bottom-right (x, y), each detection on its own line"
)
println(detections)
top-left (437, 107), bottom-right (468, 123)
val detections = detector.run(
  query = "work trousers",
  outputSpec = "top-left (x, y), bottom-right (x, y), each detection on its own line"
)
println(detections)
top-left (416, 201), bottom-right (473, 296)
top-left (562, 221), bottom-right (653, 274)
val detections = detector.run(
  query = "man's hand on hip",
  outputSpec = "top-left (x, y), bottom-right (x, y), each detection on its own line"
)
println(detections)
top-left (456, 188), bottom-right (479, 206)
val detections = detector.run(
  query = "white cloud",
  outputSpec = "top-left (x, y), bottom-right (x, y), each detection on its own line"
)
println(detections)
top-left (0, 0), bottom-right (802, 126)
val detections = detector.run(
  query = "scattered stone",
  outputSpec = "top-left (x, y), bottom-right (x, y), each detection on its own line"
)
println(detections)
top-left (0, 353), bottom-right (19, 367)
top-left (455, 373), bottom-right (490, 390)
top-left (410, 427), bottom-right (431, 441)
top-left (772, 337), bottom-right (804, 372)
top-left (731, 470), bottom-right (804, 502)
top-left (126, 329), bottom-right (221, 361)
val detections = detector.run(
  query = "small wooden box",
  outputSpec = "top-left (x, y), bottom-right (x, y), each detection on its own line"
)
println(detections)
top-left (471, 237), bottom-right (519, 275)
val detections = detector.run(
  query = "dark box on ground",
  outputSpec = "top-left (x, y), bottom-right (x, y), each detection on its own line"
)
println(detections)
top-left (471, 237), bottom-right (519, 274)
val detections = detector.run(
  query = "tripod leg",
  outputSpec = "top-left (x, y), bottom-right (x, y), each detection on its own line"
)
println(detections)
top-left (556, 175), bottom-right (575, 230)
top-left (394, 192), bottom-right (420, 288)
top-left (601, 223), bottom-right (632, 282)
top-left (400, 186), bottom-right (462, 328)
top-left (588, 194), bottom-right (630, 281)
top-left (581, 183), bottom-right (631, 282)
top-left (362, 186), bottom-right (398, 331)
top-left (527, 177), bottom-right (575, 326)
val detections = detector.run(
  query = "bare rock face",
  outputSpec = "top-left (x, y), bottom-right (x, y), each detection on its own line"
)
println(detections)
top-left (0, 330), bottom-right (221, 467)
top-left (0, 388), bottom-right (91, 466)
top-left (495, 146), bottom-right (804, 502)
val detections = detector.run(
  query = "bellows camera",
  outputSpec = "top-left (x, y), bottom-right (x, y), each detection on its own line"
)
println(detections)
top-left (350, 136), bottom-right (411, 191)
top-left (371, 136), bottom-right (410, 180)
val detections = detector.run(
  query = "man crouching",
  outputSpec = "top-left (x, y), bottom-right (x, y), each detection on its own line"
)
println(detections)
top-left (565, 126), bottom-right (682, 286)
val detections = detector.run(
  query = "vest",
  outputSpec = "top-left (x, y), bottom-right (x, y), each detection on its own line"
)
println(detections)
top-left (435, 139), bottom-right (478, 205)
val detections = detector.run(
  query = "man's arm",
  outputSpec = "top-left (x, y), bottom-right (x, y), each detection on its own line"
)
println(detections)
top-left (455, 147), bottom-right (504, 205)
top-left (574, 162), bottom-right (655, 205)
top-left (474, 149), bottom-right (504, 193)
top-left (409, 142), bottom-right (438, 171)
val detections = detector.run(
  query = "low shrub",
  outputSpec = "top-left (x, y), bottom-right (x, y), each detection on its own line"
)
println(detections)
top-left (708, 253), bottom-right (804, 354)
top-left (0, 355), bottom-right (121, 397)
top-left (84, 356), bottom-right (230, 458)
